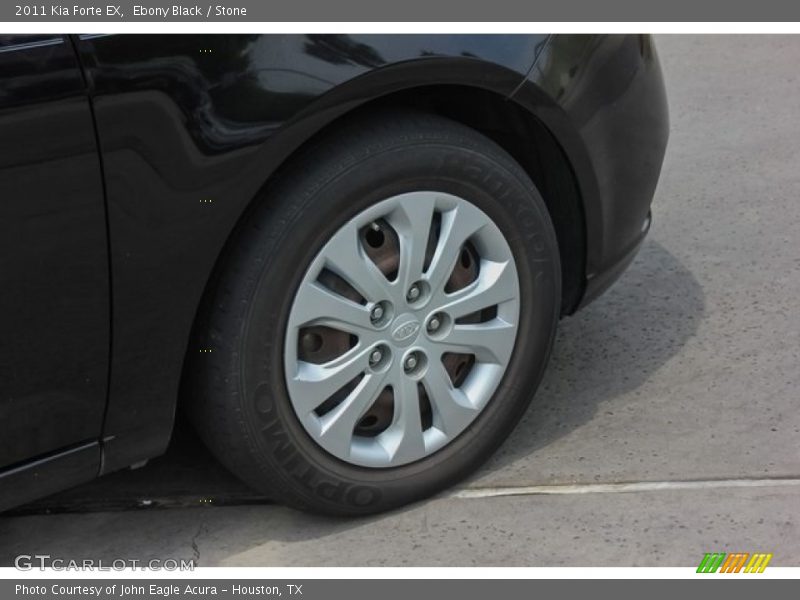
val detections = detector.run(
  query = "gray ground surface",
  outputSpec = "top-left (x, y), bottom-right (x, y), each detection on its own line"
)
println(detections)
top-left (1, 35), bottom-right (798, 567)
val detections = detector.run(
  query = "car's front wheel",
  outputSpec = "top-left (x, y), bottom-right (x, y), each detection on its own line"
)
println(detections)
top-left (187, 110), bottom-right (561, 515)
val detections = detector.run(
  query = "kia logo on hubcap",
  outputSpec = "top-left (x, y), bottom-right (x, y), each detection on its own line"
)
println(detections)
top-left (391, 317), bottom-right (421, 343)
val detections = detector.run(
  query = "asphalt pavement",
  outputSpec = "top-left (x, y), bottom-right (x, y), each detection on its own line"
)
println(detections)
top-left (1, 35), bottom-right (799, 567)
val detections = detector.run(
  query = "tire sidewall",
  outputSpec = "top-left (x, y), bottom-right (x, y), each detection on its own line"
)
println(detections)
top-left (237, 137), bottom-right (560, 513)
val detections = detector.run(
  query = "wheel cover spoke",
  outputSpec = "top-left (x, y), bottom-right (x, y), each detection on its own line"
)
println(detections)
top-left (292, 281), bottom-right (375, 336)
top-left (318, 369), bottom-right (391, 459)
top-left (290, 344), bottom-right (375, 415)
top-left (432, 320), bottom-right (517, 364)
top-left (424, 203), bottom-right (486, 294)
top-left (433, 259), bottom-right (517, 319)
top-left (421, 361), bottom-right (479, 436)
top-left (385, 192), bottom-right (437, 293)
top-left (380, 366), bottom-right (426, 462)
top-left (284, 191), bottom-right (520, 467)
top-left (323, 225), bottom-right (392, 303)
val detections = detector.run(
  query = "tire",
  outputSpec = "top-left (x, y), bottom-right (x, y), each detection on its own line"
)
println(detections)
top-left (186, 109), bottom-right (561, 515)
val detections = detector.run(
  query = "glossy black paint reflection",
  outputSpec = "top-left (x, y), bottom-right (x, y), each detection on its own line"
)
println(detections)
top-left (0, 442), bottom-right (100, 512)
top-left (79, 35), bottom-right (542, 154)
top-left (0, 35), bottom-right (108, 470)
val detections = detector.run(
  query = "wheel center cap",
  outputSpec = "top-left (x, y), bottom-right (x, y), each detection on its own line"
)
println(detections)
top-left (390, 313), bottom-right (421, 347)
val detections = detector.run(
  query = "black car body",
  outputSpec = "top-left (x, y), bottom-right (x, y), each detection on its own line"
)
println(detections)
top-left (0, 34), bottom-right (668, 512)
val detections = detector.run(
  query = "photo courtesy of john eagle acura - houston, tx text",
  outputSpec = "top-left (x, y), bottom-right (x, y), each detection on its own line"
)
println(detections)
top-left (0, 33), bottom-right (668, 515)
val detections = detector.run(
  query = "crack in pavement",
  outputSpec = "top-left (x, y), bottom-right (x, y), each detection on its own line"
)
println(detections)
top-left (190, 523), bottom-right (208, 566)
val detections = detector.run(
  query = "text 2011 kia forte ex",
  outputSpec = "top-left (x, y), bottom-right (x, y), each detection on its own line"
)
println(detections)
top-left (0, 34), bottom-right (668, 515)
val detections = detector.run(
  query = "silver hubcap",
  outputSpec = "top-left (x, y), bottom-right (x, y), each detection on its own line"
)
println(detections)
top-left (284, 191), bottom-right (520, 467)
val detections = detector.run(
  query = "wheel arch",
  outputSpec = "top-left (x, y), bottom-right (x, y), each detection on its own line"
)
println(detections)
top-left (205, 80), bottom-right (588, 324)
top-left (179, 72), bottom-right (589, 417)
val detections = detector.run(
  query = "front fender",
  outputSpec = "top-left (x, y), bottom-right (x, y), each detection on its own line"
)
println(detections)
top-left (75, 34), bottom-right (547, 474)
